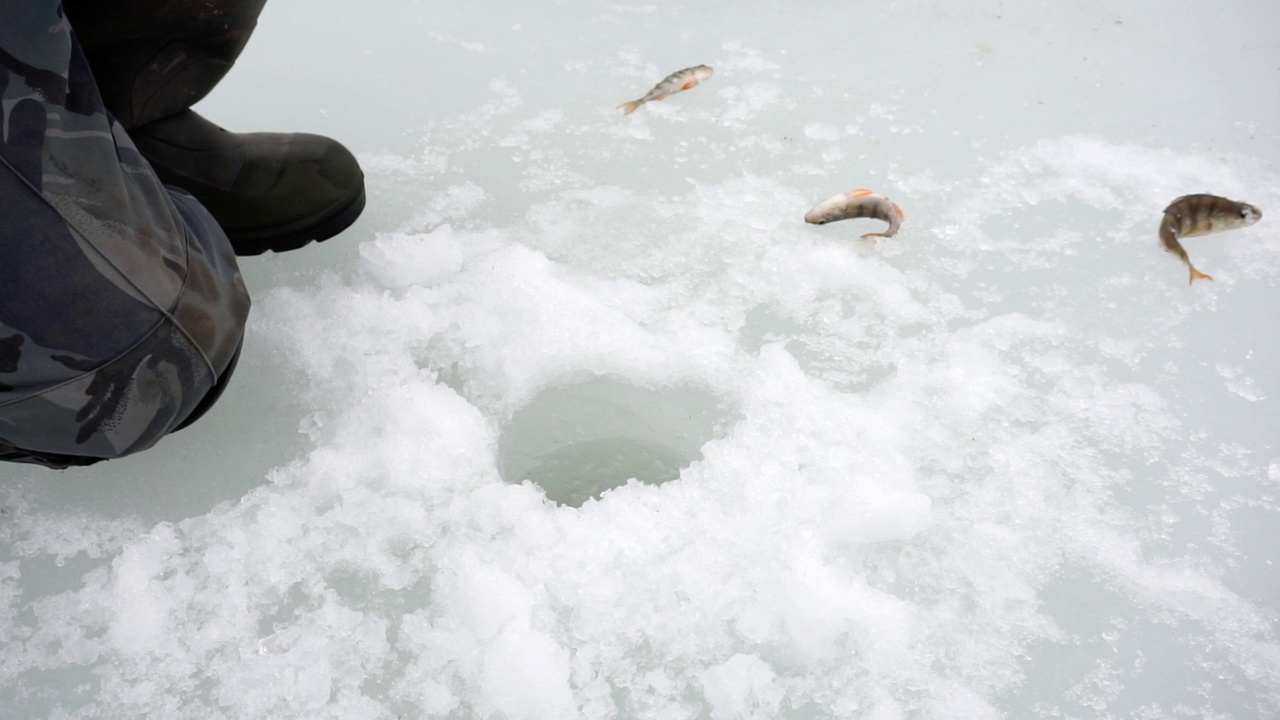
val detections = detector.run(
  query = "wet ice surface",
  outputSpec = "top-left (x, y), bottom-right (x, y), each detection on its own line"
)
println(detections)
top-left (3, 0), bottom-right (1280, 717)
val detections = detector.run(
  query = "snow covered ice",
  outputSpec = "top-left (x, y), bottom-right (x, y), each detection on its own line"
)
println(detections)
top-left (3, 0), bottom-right (1280, 718)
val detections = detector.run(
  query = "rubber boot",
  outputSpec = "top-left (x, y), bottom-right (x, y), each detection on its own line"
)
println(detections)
top-left (63, 0), bottom-right (269, 129)
top-left (129, 110), bottom-right (366, 255)
top-left (64, 0), bottom-right (366, 255)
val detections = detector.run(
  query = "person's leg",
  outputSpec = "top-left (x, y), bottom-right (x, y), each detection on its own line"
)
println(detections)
top-left (63, 0), bottom-right (367, 256)
top-left (57, 0), bottom-right (268, 129)
top-left (1, 3), bottom-right (250, 469)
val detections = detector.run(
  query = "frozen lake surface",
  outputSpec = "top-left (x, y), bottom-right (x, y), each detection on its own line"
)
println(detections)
top-left (3, 0), bottom-right (1280, 717)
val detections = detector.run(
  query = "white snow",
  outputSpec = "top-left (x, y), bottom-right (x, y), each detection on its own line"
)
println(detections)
top-left (3, 0), bottom-right (1279, 718)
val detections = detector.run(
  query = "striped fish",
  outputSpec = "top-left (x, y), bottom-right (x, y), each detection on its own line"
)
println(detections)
top-left (804, 189), bottom-right (905, 240)
top-left (1159, 193), bottom-right (1262, 283)
top-left (617, 65), bottom-right (714, 115)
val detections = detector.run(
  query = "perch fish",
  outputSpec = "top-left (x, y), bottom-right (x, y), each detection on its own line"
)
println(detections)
top-left (804, 189), bottom-right (905, 240)
top-left (1159, 193), bottom-right (1262, 284)
top-left (617, 65), bottom-right (714, 115)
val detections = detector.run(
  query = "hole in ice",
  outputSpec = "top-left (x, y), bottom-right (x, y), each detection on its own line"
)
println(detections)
top-left (497, 377), bottom-right (732, 507)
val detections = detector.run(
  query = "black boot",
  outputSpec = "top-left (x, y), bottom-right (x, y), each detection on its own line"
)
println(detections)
top-left (64, 0), bottom-right (366, 255)
top-left (63, 0), bottom-right (269, 129)
top-left (130, 110), bottom-right (366, 255)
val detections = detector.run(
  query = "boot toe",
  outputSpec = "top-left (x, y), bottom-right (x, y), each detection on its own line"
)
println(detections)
top-left (223, 132), bottom-right (366, 254)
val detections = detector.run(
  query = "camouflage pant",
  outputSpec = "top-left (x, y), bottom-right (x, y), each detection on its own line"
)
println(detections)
top-left (0, 3), bottom-right (251, 469)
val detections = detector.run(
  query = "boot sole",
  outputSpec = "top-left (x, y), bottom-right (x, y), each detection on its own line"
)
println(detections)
top-left (228, 187), bottom-right (367, 256)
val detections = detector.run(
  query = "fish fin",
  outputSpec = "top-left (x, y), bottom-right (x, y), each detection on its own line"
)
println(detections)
top-left (849, 189), bottom-right (875, 198)
top-left (860, 232), bottom-right (887, 240)
top-left (681, 80), bottom-right (697, 90)
top-left (1189, 266), bottom-right (1214, 284)
top-left (892, 202), bottom-right (905, 219)
top-left (617, 100), bottom-right (643, 115)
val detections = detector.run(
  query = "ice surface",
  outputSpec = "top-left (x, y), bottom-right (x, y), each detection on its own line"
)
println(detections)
top-left (3, 0), bottom-right (1280, 718)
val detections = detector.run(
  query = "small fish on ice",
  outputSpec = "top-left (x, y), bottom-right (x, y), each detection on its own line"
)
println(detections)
top-left (804, 189), bottom-right (905, 240)
top-left (617, 65), bottom-right (714, 115)
top-left (1159, 193), bottom-right (1262, 284)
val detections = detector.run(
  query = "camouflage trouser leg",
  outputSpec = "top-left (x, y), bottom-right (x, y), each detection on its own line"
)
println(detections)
top-left (0, 2), bottom-right (251, 469)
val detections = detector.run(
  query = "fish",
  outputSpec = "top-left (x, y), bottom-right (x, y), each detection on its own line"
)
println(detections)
top-left (617, 65), bottom-right (714, 115)
top-left (804, 189), bottom-right (906, 240)
top-left (1159, 193), bottom-right (1262, 284)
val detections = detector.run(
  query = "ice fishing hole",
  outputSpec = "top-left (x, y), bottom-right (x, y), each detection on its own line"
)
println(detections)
top-left (497, 377), bottom-right (734, 507)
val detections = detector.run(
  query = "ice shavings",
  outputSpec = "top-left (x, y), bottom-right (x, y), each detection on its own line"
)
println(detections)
top-left (718, 83), bottom-right (781, 123)
top-left (425, 31), bottom-right (493, 53)
top-left (1217, 364), bottom-right (1265, 402)
top-left (5, 3), bottom-right (1280, 716)
top-left (803, 123), bottom-right (840, 141)
top-left (400, 182), bottom-right (487, 233)
top-left (8, 122), bottom-right (1279, 718)
top-left (719, 39), bottom-right (781, 74)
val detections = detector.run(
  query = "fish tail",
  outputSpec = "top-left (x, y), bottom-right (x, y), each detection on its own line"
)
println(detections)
top-left (1189, 265), bottom-right (1214, 284)
top-left (1160, 223), bottom-right (1207, 283)
top-left (617, 100), bottom-right (643, 115)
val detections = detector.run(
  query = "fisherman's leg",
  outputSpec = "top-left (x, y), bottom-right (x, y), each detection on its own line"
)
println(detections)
top-left (63, 0), bottom-right (367, 256)
top-left (58, 0), bottom-right (267, 128)
top-left (0, 3), bottom-right (250, 469)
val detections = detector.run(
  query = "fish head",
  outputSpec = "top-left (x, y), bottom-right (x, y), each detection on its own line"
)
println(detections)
top-left (1209, 199), bottom-right (1263, 228)
top-left (803, 209), bottom-right (829, 224)
top-left (693, 65), bottom-right (714, 80)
